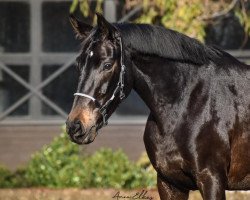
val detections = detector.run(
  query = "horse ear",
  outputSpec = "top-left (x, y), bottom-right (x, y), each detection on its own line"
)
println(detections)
top-left (96, 13), bottom-right (118, 40)
top-left (69, 15), bottom-right (93, 40)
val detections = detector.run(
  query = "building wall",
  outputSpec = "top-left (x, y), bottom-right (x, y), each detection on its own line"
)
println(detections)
top-left (1, 0), bottom-right (250, 171)
top-left (0, 124), bottom-right (146, 170)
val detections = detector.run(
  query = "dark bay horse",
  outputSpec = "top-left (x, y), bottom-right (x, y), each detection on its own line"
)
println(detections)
top-left (66, 13), bottom-right (250, 200)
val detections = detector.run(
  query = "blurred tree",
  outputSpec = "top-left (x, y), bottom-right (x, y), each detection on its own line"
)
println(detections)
top-left (70, 0), bottom-right (250, 48)
top-left (70, 0), bottom-right (103, 24)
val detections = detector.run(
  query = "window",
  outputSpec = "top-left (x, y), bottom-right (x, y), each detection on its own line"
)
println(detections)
top-left (0, 65), bottom-right (30, 116)
top-left (41, 64), bottom-right (78, 115)
top-left (42, 2), bottom-right (79, 52)
top-left (1, 0), bottom-right (249, 123)
top-left (0, 0), bottom-right (149, 123)
top-left (0, 2), bottom-right (30, 53)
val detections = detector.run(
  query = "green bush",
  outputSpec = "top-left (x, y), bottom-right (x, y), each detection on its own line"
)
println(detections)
top-left (82, 148), bottom-right (156, 189)
top-left (0, 165), bottom-right (27, 188)
top-left (0, 165), bottom-right (12, 188)
top-left (0, 128), bottom-right (156, 189)
top-left (24, 133), bottom-right (85, 188)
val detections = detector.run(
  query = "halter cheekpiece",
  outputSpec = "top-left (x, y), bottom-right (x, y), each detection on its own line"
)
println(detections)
top-left (74, 36), bottom-right (126, 128)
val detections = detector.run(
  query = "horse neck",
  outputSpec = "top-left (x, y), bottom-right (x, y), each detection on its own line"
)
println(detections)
top-left (130, 53), bottom-right (198, 124)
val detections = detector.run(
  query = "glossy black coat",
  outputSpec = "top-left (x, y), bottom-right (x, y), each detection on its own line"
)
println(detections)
top-left (66, 14), bottom-right (250, 200)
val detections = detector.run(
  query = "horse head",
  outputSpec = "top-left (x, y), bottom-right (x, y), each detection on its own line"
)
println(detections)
top-left (66, 14), bottom-right (133, 144)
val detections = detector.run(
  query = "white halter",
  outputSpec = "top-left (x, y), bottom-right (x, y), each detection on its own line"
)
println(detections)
top-left (74, 93), bottom-right (96, 102)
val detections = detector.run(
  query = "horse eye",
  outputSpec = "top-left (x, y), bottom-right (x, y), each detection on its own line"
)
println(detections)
top-left (103, 63), bottom-right (112, 71)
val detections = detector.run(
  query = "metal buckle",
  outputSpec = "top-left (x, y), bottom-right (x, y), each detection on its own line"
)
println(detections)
top-left (120, 91), bottom-right (125, 100)
top-left (99, 108), bottom-right (108, 126)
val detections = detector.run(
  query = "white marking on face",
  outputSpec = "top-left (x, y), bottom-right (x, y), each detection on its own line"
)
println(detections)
top-left (89, 51), bottom-right (93, 57)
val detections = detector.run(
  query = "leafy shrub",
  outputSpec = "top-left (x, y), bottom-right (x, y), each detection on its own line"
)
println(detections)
top-left (0, 128), bottom-right (156, 189)
top-left (24, 132), bottom-right (85, 188)
top-left (0, 165), bottom-right (27, 188)
top-left (0, 165), bottom-right (12, 188)
top-left (82, 148), bottom-right (156, 189)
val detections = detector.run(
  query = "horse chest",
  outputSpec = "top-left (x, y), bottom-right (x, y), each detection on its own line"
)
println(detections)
top-left (144, 130), bottom-right (198, 190)
top-left (145, 132), bottom-right (186, 176)
top-left (156, 142), bottom-right (185, 172)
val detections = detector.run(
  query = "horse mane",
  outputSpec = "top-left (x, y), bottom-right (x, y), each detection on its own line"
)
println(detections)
top-left (115, 23), bottom-right (223, 65)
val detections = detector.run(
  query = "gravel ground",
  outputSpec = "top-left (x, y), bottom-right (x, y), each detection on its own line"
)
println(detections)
top-left (0, 189), bottom-right (249, 200)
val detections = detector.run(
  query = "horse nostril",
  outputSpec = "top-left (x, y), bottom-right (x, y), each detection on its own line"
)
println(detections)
top-left (66, 119), bottom-right (83, 134)
top-left (73, 120), bottom-right (81, 132)
top-left (77, 121), bottom-right (86, 135)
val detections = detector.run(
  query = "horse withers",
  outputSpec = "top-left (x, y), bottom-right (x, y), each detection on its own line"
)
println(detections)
top-left (66, 13), bottom-right (250, 200)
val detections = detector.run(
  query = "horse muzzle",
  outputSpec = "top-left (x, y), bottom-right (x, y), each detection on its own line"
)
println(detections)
top-left (65, 119), bottom-right (97, 144)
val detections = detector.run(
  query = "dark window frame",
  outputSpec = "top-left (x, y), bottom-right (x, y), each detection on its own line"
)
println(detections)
top-left (0, 0), bottom-right (249, 125)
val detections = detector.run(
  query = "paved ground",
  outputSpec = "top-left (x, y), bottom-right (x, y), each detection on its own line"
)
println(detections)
top-left (0, 124), bottom-right (146, 169)
top-left (0, 189), bottom-right (249, 200)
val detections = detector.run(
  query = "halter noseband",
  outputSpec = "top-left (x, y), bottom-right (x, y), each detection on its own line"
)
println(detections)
top-left (74, 36), bottom-right (126, 128)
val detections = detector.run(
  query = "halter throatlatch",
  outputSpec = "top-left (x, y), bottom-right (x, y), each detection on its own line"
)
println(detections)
top-left (74, 36), bottom-right (126, 128)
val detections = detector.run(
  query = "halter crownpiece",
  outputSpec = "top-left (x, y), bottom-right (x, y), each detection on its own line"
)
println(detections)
top-left (74, 36), bottom-right (126, 128)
